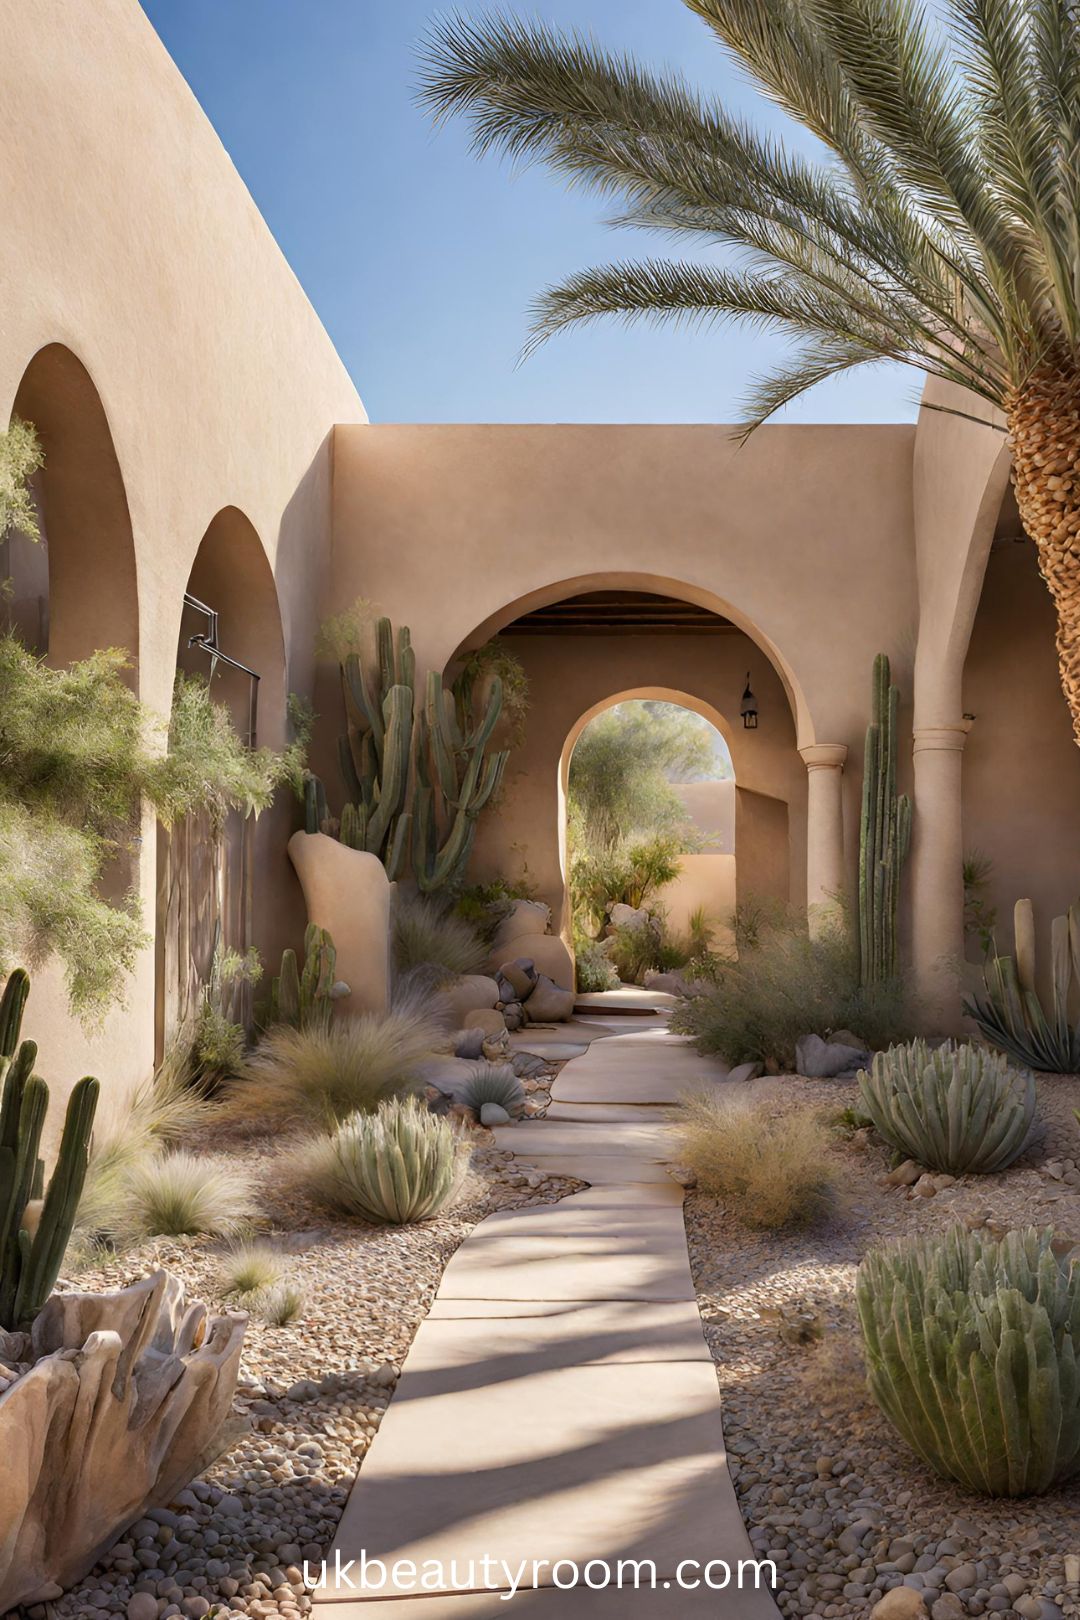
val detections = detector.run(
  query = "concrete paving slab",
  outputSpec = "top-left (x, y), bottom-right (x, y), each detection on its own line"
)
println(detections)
top-left (474, 1198), bottom-right (689, 1244)
top-left (489, 1122), bottom-right (678, 1160)
top-left (315, 1581), bottom-right (775, 1616)
top-left (437, 1234), bottom-right (694, 1303)
top-left (417, 1298), bottom-right (711, 1365)
top-left (510, 1020), bottom-right (615, 1047)
top-left (544, 1100), bottom-right (677, 1122)
top-left (317, 1362), bottom-right (761, 1602)
top-left (574, 988), bottom-right (678, 1009)
top-left (520, 1156), bottom-right (679, 1184)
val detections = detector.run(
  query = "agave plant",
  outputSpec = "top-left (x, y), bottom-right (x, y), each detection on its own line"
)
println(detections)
top-left (302, 1097), bottom-right (471, 1224)
top-left (858, 1038), bottom-right (1036, 1174)
top-left (421, 1), bottom-right (1080, 746)
top-left (965, 898), bottom-right (1080, 1072)
top-left (858, 1226), bottom-right (1080, 1496)
top-left (460, 1062), bottom-right (526, 1119)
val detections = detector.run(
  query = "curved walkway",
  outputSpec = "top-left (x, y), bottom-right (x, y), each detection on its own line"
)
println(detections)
top-left (314, 1028), bottom-right (781, 1617)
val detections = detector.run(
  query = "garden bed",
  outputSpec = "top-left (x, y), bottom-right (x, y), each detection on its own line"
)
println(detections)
top-left (34, 1120), bottom-right (580, 1620)
top-left (685, 1070), bottom-right (1080, 1620)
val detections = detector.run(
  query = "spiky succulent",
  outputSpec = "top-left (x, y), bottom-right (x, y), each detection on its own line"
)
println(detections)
top-left (303, 1097), bottom-right (471, 1224)
top-left (858, 1226), bottom-right (1080, 1496)
top-left (858, 1038), bottom-right (1035, 1174)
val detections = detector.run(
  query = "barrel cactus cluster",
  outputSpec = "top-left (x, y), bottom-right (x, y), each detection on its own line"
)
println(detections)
top-left (0, 968), bottom-right (99, 1331)
top-left (965, 896), bottom-right (1080, 1072)
top-left (306, 614), bottom-right (509, 893)
top-left (270, 923), bottom-right (348, 1032)
top-left (857, 1226), bottom-right (1080, 1496)
top-left (303, 1096), bottom-right (471, 1224)
top-left (858, 653), bottom-right (912, 986)
top-left (858, 1038), bottom-right (1036, 1175)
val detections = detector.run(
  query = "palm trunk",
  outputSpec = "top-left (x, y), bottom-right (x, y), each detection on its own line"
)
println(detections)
top-left (1006, 364), bottom-right (1080, 746)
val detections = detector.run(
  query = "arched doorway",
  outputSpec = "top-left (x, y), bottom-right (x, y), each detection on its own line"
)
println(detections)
top-left (156, 507), bottom-right (287, 1056)
top-left (447, 580), bottom-right (804, 944)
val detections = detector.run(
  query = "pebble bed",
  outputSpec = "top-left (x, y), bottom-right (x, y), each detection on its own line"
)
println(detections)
top-left (16, 1066), bottom-right (576, 1620)
top-left (685, 1070), bottom-right (1080, 1620)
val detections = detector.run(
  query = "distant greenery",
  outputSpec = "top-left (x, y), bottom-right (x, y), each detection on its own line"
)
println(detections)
top-left (569, 701), bottom-right (725, 851)
top-left (0, 418), bottom-right (43, 541)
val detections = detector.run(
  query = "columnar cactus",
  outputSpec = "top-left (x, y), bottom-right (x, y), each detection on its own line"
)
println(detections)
top-left (307, 616), bottom-right (510, 894)
top-left (859, 653), bottom-right (911, 984)
top-left (858, 1038), bottom-right (1036, 1174)
top-left (857, 1226), bottom-right (1080, 1496)
top-left (310, 1097), bottom-right (470, 1224)
top-left (0, 970), bottom-right (99, 1329)
top-left (271, 924), bottom-right (345, 1031)
top-left (965, 897), bottom-right (1080, 1072)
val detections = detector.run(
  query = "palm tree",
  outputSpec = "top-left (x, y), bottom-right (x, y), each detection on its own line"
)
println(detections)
top-left (419, 0), bottom-right (1080, 741)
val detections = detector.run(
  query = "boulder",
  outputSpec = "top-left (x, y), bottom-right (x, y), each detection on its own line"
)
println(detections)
top-left (491, 932), bottom-right (575, 991)
top-left (287, 832), bottom-right (391, 1014)
top-left (728, 1061), bottom-right (764, 1084)
top-left (871, 1591), bottom-right (929, 1620)
top-left (453, 1028), bottom-right (486, 1061)
top-left (491, 898), bottom-right (552, 951)
top-left (463, 1008), bottom-right (507, 1036)
top-left (502, 1001), bottom-right (525, 1031)
top-left (498, 958), bottom-right (539, 1000)
top-left (0, 1272), bottom-right (245, 1611)
top-left (609, 902), bottom-right (652, 932)
top-left (443, 974), bottom-right (500, 1025)
top-left (525, 974), bottom-right (575, 1023)
top-left (795, 1032), bottom-right (871, 1078)
top-left (643, 969), bottom-right (688, 997)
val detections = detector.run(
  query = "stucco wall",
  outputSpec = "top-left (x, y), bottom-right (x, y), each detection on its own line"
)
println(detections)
top-left (0, 0), bottom-right (366, 1099)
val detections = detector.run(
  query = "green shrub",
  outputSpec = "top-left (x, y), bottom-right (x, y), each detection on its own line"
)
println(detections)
top-left (575, 937), bottom-right (619, 992)
top-left (393, 891), bottom-right (488, 979)
top-left (220, 1241), bottom-right (287, 1299)
top-left (678, 1091), bottom-right (837, 1229)
top-left (460, 1062), bottom-right (526, 1118)
top-left (857, 1226), bottom-right (1080, 1496)
top-left (233, 994), bottom-right (442, 1127)
top-left (301, 1097), bottom-right (471, 1224)
top-left (123, 1150), bottom-right (256, 1238)
top-left (607, 918), bottom-right (665, 984)
top-left (570, 833), bottom-right (683, 936)
top-left (0, 417), bottom-right (43, 539)
top-left (455, 875), bottom-right (538, 944)
top-left (858, 1039), bottom-right (1036, 1174)
top-left (671, 905), bottom-right (912, 1069)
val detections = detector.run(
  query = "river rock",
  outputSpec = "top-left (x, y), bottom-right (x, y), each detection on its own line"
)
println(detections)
top-left (871, 1589), bottom-right (929, 1619)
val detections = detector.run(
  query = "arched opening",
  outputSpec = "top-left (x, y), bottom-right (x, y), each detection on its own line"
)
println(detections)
top-left (156, 507), bottom-right (287, 1057)
top-left (7, 343), bottom-right (139, 669)
top-left (449, 581), bottom-right (804, 960)
top-left (561, 689), bottom-right (736, 986)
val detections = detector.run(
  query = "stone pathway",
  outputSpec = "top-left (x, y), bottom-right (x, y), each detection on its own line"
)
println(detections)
top-left (314, 1025), bottom-right (780, 1617)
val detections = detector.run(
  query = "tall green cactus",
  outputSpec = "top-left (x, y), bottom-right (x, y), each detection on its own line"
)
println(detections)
top-left (271, 924), bottom-right (343, 1031)
top-left (0, 969), bottom-right (99, 1330)
top-left (859, 653), bottom-right (912, 984)
top-left (858, 1226), bottom-right (1080, 1496)
top-left (965, 897), bottom-right (1080, 1071)
top-left (307, 616), bottom-right (510, 894)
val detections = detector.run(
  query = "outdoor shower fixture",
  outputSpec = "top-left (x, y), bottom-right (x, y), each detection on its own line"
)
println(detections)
top-left (183, 590), bottom-right (260, 746)
top-left (740, 672), bottom-right (758, 729)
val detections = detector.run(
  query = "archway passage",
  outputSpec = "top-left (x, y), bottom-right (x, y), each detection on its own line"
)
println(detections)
top-left (453, 582), bottom-right (804, 955)
top-left (9, 344), bottom-right (139, 669)
top-left (156, 507), bottom-right (287, 1057)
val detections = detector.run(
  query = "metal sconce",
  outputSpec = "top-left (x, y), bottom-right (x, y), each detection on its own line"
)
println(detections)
top-left (740, 672), bottom-right (758, 730)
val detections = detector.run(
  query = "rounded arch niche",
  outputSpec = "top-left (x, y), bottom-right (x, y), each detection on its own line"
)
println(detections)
top-left (7, 343), bottom-right (139, 668)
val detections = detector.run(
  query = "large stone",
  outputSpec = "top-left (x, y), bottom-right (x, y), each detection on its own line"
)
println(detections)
top-left (795, 1032), bottom-right (871, 1078)
top-left (444, 974), bottom-right (500, 1025)
top-left (491, 898), bottom-right (552, 951)
top-left (525, 973), bottom-right (575, 1023)
top-left (0, 1272), bottom-right (245, 1611)
top-left (287, 831), bottom-right (391, 1014)
top-left (871, 1591), bottom-right (929, 1620)
top-left (463, 1008), bottom-right (507, 1037)
top-left (498, 958), bottom-right (539, 999)
top-left (490, 932), bottom-right (575, 991)
top-left (609, 902), bottom-right (653, 932)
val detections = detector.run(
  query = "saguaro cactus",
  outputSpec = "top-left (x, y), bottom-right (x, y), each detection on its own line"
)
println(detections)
top-left (271, 924), bottom-right (345, 1031)
top-left (413, 668), bottom-right (508, 893)
top-left (859, 654), bottom-right (912, 984)
top-left (0, 969), bottom-right (99, 1329)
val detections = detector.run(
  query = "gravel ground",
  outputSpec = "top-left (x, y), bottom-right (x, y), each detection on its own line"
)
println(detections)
top-left (21, 1086), bottom-right (579, 1620)
top-left (685, 1070), bottom-right (1080, 1620)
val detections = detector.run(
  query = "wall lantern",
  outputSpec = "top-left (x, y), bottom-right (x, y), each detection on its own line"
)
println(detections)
top-left (740, 673), bottom-right (758, 730)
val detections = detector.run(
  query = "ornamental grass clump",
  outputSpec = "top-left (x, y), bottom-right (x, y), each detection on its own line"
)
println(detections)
top-left (678, 1091), bottom-right (837, 1230)
top-left (122, 1150), bottom-right (256, 1239)
top-left (858, 1226), bottom-right (1080, 1496)
top-left (302, 1097), bottom-right (471, 1224)
top-left (393, 892), bottom-right (488, 979)
top-left (858, 1038), bottom-right (1037, 1175)
top-left (460, 1061), bottom-right (526, 1118)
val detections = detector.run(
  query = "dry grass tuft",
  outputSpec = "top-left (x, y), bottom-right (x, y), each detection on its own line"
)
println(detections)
top-left (123, 1150), bottom-right (256, 1238)
top-left (679, 1090), bottom-right (838, 1229)
top-left (220, 1240), bottom-right (287, 1299)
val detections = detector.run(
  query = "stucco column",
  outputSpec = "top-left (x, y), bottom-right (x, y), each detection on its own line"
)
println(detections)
top-left (910, 720), bottom-right (971, 1015)
top-left (799, 743), bottom-right (848, 926)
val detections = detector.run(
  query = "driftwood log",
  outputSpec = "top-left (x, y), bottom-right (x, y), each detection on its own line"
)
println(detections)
top-left (0, 1269), bottom-right (246, 1608)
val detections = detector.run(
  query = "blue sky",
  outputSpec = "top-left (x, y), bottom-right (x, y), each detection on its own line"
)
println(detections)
top-left (140, 0), bottom-right (917, 426)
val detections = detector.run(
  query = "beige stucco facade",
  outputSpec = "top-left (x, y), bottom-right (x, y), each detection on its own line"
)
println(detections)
top-left (1, 0), bottom-right (1075, 1098)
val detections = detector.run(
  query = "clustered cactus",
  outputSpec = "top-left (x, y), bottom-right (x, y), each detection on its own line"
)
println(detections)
top-left (965, 897), bottom-right (1080, 1072)
top-left (858, 1226), bottom-right (1080, 1496)
top-left (306, 615), bottom-right (508, 893)
top-left (306, 1097), bottom-right (470, 1224)
top-left (0, 969), bottom-right (99, 1330)
top-left (858, 1038), bottom-right (1036, 1175)
top-left (271, 924), bottom-right (346, 1032)
top-left (859, 653), bottom-right (911, 986)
